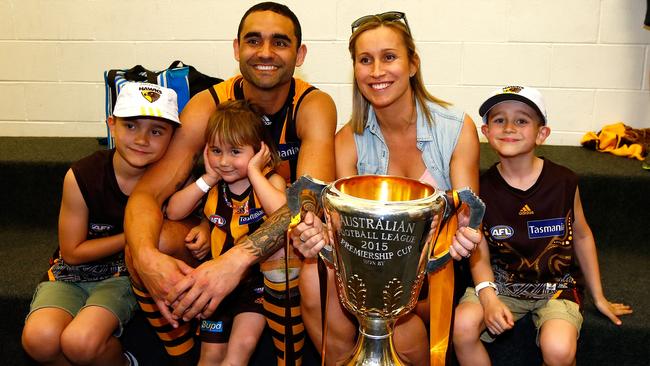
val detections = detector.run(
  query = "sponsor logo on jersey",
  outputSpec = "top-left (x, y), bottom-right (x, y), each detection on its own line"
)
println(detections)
top-left (90, 223), bottom-right (114, 233)
top-left (490, 225), bottom-right (514, 240)
top-left (239, 208), bottom-right (265, 225)
top-left (200, 320), bottom-right (223, 333)
top-left (518, 204), bottom-right (534, 215)
top-left (278, 143), bottom-right (300, 160)
top-left (261, 115), bottom-right (272, 126)
top-left (527, 218), bottom-right (565, 239)
top-left (209, 214), bottom-right (226, 227)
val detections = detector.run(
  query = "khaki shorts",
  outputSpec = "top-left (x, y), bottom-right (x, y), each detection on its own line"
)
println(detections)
top-left (460, 287), bottom-right (582, 344)
top-left (27, 276), bottom-right (136, 337)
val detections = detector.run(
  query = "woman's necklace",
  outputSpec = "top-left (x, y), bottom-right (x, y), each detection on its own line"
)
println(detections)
top-left (221, 182), bottom-right (250, 215)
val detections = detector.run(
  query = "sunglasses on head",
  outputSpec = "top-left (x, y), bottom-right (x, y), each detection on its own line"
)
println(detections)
top-left (350, 11), bottom-right (411, 35)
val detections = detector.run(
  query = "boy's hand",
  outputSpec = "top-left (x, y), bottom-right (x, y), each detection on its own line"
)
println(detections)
top-left (594, 297), bottom-right (633, 325)
top-left (248, 142), bottom-right (271, 174)
top-left (203, 145), bottom-right (220, 184)
top-left (483, 296), bottom-right (514, 336)
top-left (185, 224), bottom-right (210, 260)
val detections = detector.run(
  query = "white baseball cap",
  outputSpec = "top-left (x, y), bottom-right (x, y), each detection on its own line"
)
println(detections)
top-left (479, 85), bottom-right (547, 125)
top-left (113, 82), bottom-right (180, 125)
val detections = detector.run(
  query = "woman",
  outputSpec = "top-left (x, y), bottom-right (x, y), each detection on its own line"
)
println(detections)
top-left (295, 12), bottom-right (481, 365)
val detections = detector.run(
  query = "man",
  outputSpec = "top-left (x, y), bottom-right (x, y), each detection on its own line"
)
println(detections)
top-left (124, 2), bottom-right (336, 364)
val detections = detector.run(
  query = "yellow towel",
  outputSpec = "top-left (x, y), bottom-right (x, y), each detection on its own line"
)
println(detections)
top-left (581, 122), bottom-right (649, 161)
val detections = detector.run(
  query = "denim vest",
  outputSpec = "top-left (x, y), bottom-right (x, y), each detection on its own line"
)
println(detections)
top-left (353, 100), bottom-right (465, 190)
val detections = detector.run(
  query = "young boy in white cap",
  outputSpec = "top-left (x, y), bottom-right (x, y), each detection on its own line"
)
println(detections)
top-left (452, 86), bottom-right (632, 366)
top-left (22, 82), bottom-right (181, 366)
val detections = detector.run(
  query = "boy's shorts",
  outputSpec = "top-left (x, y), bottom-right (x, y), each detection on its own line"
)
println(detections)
top-left (460, 287), bottom-right (583, 344)
top-left (27, 276), bottom-right (137, 337)
top-left (198, 274), bottom-right (264, 344)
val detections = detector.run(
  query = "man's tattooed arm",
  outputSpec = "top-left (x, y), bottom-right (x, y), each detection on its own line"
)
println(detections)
top-left (240, 205), bottom-right (291, 260)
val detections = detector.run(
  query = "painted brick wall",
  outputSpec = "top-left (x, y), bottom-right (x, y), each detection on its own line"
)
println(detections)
top-left (0, 0), bottom-right (648, 145)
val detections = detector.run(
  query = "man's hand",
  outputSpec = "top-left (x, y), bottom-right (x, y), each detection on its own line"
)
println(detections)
top-left (290, 211), bottom-right (330, 258)
top-left (169, 246), bottom-right (249, 321)
top-left (133, 248), bottom-right (194, 327)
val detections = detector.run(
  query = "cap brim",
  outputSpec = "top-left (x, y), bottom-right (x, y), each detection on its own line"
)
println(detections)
top-left (479, 94), bottom-right (545, 125)
top-left (113, 108), bottom-right (180, 125)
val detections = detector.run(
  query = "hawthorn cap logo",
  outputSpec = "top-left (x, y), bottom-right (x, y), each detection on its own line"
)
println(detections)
top-left (502, 86), bottom-right (523, 94)
top-left (478, 85), bottom-right (547, 125)
top-left (141, 87), bottom-right (161, 103)
top-left (113, 82), bottom-right (180, 124)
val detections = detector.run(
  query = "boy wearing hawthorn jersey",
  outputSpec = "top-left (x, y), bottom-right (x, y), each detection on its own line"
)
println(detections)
top-left (453, 86), bottom-right (632, 366)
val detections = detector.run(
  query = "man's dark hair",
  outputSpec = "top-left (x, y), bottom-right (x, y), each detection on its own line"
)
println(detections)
top-left (237, 2), bottom-right (302, 48)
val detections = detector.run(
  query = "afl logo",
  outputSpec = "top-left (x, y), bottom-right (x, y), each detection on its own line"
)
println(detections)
top-left (90, 223), bottom-right (114, 233)
top-left (209, 215), bottom-right (226, 227)
top-left (490, 225), bottom-right (514, 240)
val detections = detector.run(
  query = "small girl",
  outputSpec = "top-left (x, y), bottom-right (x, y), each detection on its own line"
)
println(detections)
top-left (166, 99), bottom-right (286, 366)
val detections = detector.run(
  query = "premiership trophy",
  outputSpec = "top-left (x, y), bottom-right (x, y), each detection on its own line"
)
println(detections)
top-left (312, 175), bottom-right (484, 366)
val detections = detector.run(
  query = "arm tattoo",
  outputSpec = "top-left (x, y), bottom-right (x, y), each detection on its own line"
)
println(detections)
top-left (241, 205), bottom-right (291, 260)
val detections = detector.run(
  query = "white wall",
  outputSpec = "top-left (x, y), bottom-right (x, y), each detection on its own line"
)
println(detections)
top-left (0, 0), bottom-right (648, 145)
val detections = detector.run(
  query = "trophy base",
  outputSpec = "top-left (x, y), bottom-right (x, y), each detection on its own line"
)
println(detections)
top-left (340, 318), bottom-right (403, 366)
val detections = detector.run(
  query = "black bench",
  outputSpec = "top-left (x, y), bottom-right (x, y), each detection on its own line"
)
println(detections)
top-left (1, 137), bottom-right (648, 365)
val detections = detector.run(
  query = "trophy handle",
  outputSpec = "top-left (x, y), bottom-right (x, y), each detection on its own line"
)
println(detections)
top-left (286, 175), bottom-right (334, 265)
top-left (425, 187), bottom-right (485, 273)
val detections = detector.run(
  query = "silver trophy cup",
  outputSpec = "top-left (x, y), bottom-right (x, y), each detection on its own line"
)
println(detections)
top-left (320, 175), bottom-right (484, 366)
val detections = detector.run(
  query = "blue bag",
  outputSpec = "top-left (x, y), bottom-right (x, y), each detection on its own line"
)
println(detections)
top-left (104, 60), bottom-right (222, 147)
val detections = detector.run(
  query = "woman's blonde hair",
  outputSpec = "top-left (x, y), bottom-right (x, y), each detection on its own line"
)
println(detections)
top-left (205, 100), bottom-right (280, 168)
top-left (348, 17), bottom-right (451, 134)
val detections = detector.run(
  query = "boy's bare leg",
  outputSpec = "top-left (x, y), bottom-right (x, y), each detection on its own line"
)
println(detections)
top-left (60, 306), bottom-right (125, 366)
top-left (22, 308), bottom-right (73, 366)
top-left (453, 302), bottom-right (491, 366)
top-left (539, 319), bottom-right (577, 366)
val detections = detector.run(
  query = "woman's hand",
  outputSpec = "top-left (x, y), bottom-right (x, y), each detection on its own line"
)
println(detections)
top-left (449, 205), bottom-right (482, 260)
